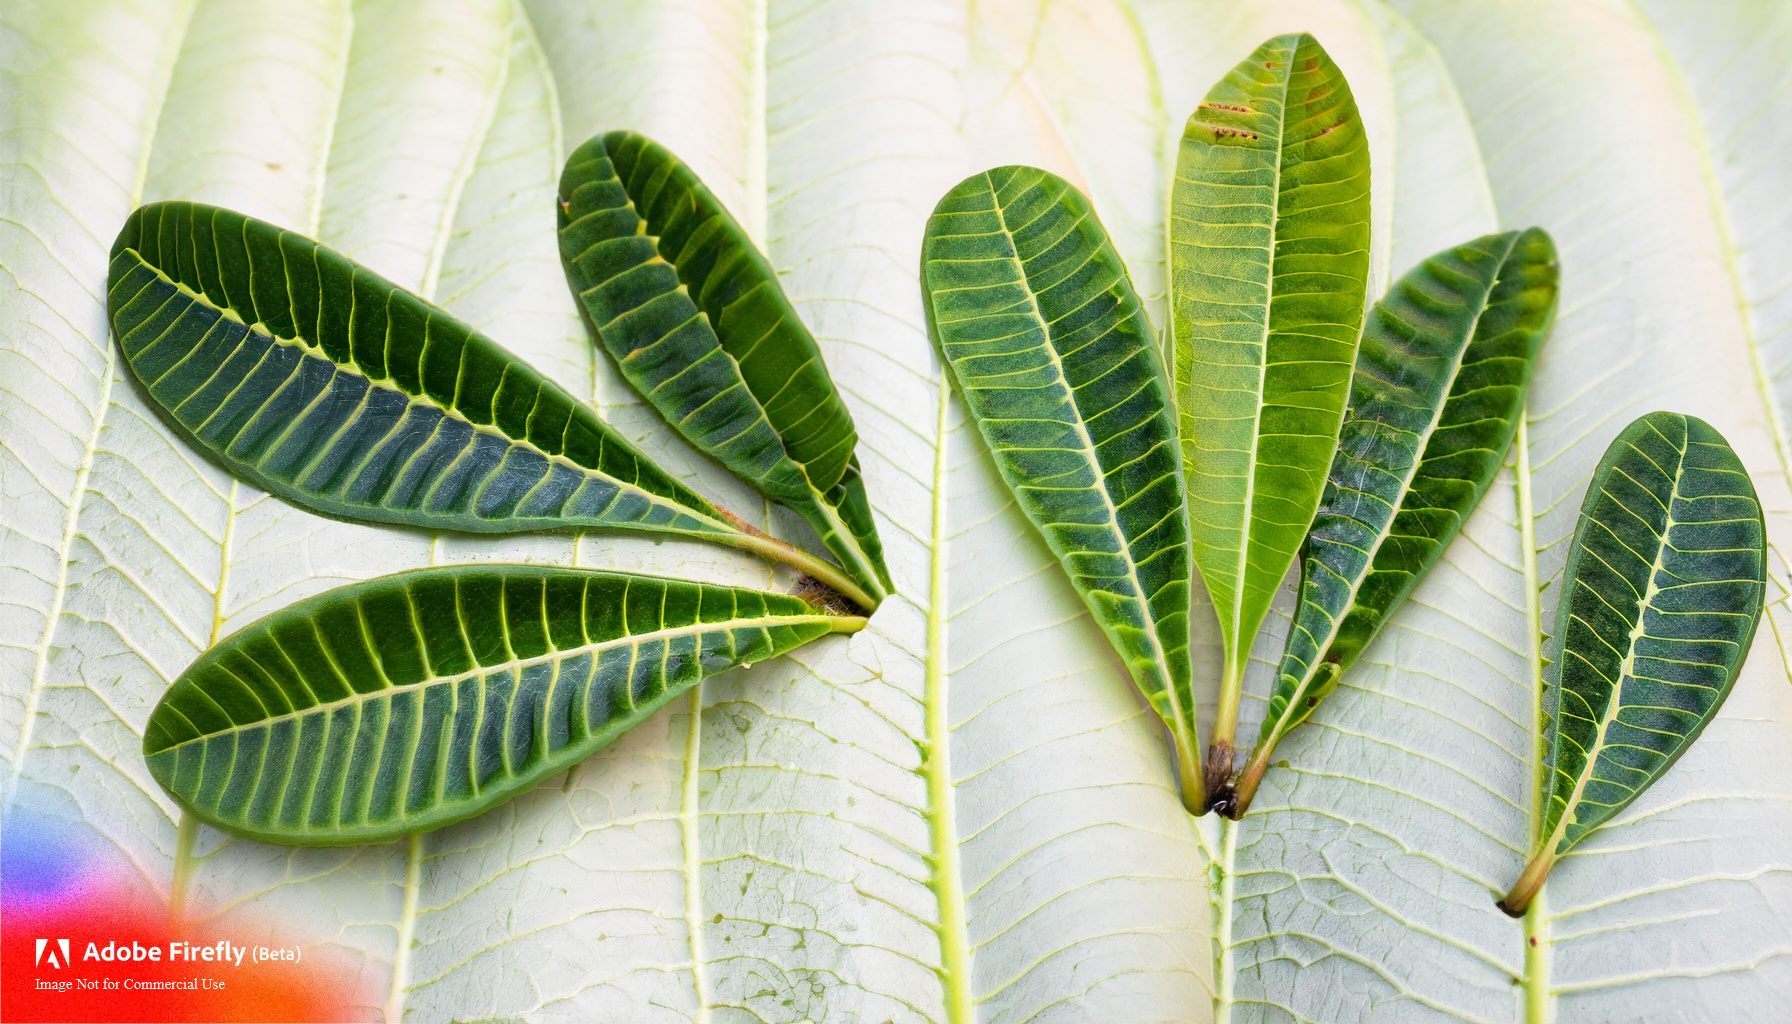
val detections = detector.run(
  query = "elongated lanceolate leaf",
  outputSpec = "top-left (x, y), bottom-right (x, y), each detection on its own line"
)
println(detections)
top-left (1231, 228), bottom-right (1559, 816)
top-left (921, 166), bottom-right (1202, 809)
top-left (558, 132), bottom-right (890, 603)
top-left (143, 565), bottom-right (862, 844)
top-left (1170, 32), bottom-right (1372, 776)
top-left (109, 201), bottom-right (734, 542)
top-left (1501, 412), bottom-right (1766, 914)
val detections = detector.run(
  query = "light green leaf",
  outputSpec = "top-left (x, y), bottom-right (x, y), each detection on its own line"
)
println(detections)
top-left (1232, 227), bottom-right (1558, 814)
top-left (144, 565), bottom-right (861, 844)
top-left (921, 165), bottom-right (1202, 811)
top-left (557, 131), bottom-right (891, 604)
top-left (1500, 412), bottom-right (1766, 914)
top-left (1170, 31), bottom-right (1373, 778)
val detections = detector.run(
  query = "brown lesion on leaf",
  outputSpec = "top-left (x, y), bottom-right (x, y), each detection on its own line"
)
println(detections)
top-left (1203, 738), bottom-right (1237, 814)
top-left (1200, 102), bottom-right (1253, 113)
top-left (1194, 123), bottom-right (1260, 142)
top-left (794, 575), bottom-right (858, 616)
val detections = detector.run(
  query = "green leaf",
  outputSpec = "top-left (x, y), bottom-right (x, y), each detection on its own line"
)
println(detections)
top-left (143, 565), bottom-right (863, 844)
top-left (557, 131), bottom-right (890, 603)
top-left (18, 2), bottom-right (1792, 1018)
top-left (1231, 227), bottom-right (1560, 815)
top-left (1501, 412), bottom-right (1767, 915)
top-left (921, 165), bottom-right (1203, 811)
top-left (109, 200), bottom-right (734, 541)
top-left (1170, 32), bottom-right (1373, 776)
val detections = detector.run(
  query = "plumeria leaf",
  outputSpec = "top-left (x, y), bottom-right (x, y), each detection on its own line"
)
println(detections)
top-left (110, 202), bottom-right (730, 539)
top-left (1169, 32), bottom-right (1373, 792)
top-left (921, 165), bottom-right (1203, 810)
top-left (1500, 412), bottom-right (1766, 914)
top-left (143, 565), bottom-right (863, 844)
top-left (557, 132), bottom-right (890, 604)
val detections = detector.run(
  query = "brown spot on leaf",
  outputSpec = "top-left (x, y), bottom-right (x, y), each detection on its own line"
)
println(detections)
top-left (1203, 739), bottom-right (1237, 814)
top-left (1198, 122), bottom-right (1259, 141)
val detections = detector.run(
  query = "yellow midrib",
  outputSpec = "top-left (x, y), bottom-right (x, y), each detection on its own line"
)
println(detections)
top-left (151, 612), bottom-right (842, 757)
top-left (924, 369), bottom-right (974, 1024)
top-left (1543, 441), bottom-right (1686, 860)
top-left (1220, 53), bottom-right (1297, 687)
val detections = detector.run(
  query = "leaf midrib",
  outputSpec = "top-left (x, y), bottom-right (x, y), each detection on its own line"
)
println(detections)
top-left (924, 368), bottom-right (973, 1024)
top-left (4, 0), bottom-right (198, 805)
top-left (1545, 427), bottom-right (1687, 857)
top-left (149, 611), bottom-right (837, 757)
top-left (1224, 44), bottom-right (1299, 677)
top-left (1632, 0), bottom-right (1792, 507)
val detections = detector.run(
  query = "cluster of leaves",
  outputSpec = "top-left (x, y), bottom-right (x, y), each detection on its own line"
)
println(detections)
top-left (919, 32), bottom-right (1767, 911)
top-left (108, 21), bottom-right (1773, 932)
top-left (111, 136), bottom-right (884, 845)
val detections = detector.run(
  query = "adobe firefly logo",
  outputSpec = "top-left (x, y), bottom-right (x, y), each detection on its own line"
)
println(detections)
top-left (34, 938), bottom-right (72, 969)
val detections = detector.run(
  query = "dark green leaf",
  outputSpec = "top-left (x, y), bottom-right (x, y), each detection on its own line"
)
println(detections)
top-left (921, 165), bottom-right (1203, 810)
top-left (109, 200), bottom-right (730, 541)
top-left (1501, 412), bottom-right (1766, 914)
top-left (1170, 33), bottom-right (1373, 777)
top-left (1230, 228), bottom-right (1559, 815)
top-left (557, 131), bottom-right (890, 603)
top-left (143, 565), bottom-right (863, 844)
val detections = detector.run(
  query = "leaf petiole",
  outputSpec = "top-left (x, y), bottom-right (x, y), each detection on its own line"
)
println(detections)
top-left (1226, 661), bottom-right (1342, 817)
top-left (1205, 659), bottom-right (1247, 810)
top-left (1173, 737), bottom-right (1206, 818)
top-left (716, 511), bottom-right (881, 614)
top-left (805, 487), bottom-right (892, 605)
top-left (1498, 847), bottom-right (1557, 917)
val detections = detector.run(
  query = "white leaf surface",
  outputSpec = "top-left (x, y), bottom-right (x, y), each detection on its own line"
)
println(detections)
top-left (4, 1), bottom-right (1791, 1022)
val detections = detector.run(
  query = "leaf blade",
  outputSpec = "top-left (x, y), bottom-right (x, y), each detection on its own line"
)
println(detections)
top-left (557, 131), bottom-right (890, 600)
top-left (921, 165), bottom-right (1202, 808)
top-left (1503, 411), bottom-right (1767, 913)
top-left (1238, 227), bottom-right (1560, 811)
top-left (1544, 412), bottom-right (1766, 851)
top-left (1170, 32), bottom-right (1373, 752)
top-left (143, 565), bottom-right (860, 845)
top-left (108, 200), bottom-right (735, 543)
